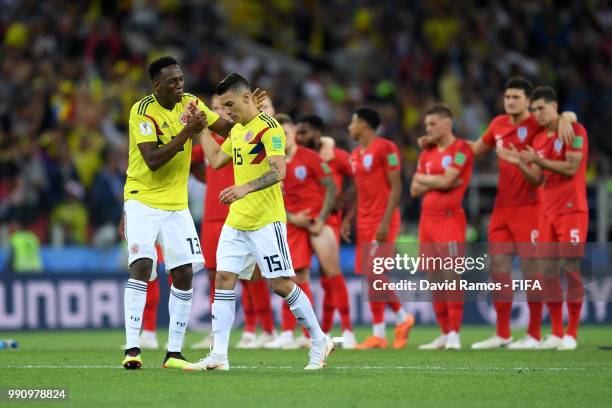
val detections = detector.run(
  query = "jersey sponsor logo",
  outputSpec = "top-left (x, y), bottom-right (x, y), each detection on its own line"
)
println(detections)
top-left (139, 121), bottom-right (153, 135)
top-left (244, 130), bottom-right (253, 142)
top-left (294, 165), bottom-right (307, 181)
top-left (441, 155), bottom-right (452, 169)
top-left (179, 112), bottom-right (189, 125)
top-left (554, 139), bottom-right (563, 153)
top-left (129, 244), bottom-right (139, 255)
top-left (362, 153), bottom-right (373, 170)
top-left (517, 126), bottom-right (528, 142)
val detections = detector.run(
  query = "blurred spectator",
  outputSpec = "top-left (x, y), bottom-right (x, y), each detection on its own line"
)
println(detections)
top-left (50, 181), bottom-right (88, 246)
top-left (7, 217), bottom-right (43, 273)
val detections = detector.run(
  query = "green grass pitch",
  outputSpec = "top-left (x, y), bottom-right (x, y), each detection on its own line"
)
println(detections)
top-left (0, 326), bottom-right (611, 407)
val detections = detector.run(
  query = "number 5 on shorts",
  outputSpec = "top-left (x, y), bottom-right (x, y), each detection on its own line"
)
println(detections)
top-left (570, 229), bottom-right (580, 243)
top-left (186, 237), bottom-right (202, 255)
top-left (264, 255), bottom-right (283, 273)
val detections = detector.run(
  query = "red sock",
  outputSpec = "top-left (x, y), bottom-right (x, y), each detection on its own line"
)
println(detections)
top-left (251, 279), bottom-right (275, 334)
top-left (565, 271), bottom-right (584, 339)
top-left (544, 274), bottom-right (564, 337)
top-left (431, 290), bottom-right (448, 334)
top-left (207, 271), bottom-right (215, 307)
top-left (241, 280), bottom-right (257, 333)
top-left (320, 276), bottom-right (335, 333)
top-left (281, 301), bottom-right (296, 331)
top-left (526, 274), bottom-right (543, 340)
top-left (329, 274), bottom-right (352, 331)
top-left (142, 278), bottom-right (159, 331)
top-left (492, 272), bottom-right (513, 339)
top-left (369, 301), bottom-right (385, 325)
top-left (446, 290), bottom-right (464, 333)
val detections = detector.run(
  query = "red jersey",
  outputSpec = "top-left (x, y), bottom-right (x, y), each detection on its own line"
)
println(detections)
top-left (191, 134), bottom-right (234, 222)
top-left (482, 114), bottom-right (542, 207)
top-left (325, 147), bottom-right (352, 196)
top-left (417, 138), bottom-right (473, 212)
top-left (532, 122), bottom-right (588, 215)
top-left (284, 146), bottom-right (330, 217)
top-left (350, 137), bottom-right (401, 228)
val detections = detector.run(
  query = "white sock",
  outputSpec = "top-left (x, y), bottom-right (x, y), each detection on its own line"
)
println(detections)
top-left (124, 279), bottom-right (147, 349)
top-left (167, 285), bottom-right (193, 352)
top-left (211, 289), bottom-right (236, 356)
top-left (373, 322), bottom-right (386, 338)
top-left (284, 284), bottom-right (324, 341)
top-left (396, 308), bottom-right (409, 324)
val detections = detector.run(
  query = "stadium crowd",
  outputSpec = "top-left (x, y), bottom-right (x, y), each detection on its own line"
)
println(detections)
top-left (0, 0), bottom-right (610, 247)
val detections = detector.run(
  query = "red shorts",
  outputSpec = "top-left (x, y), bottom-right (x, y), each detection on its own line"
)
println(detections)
top-left (354, 221), bottom-right (400, 275)
top-left (488, 204), bottom-right (540, 258)
top-left (202, 220), bottom-right (224, 270)
top-left (326, 212), bottom-right (342, 243)
top-left (419, 209), bottom-right (466, 259)
top-left (539, 211), bottom-right (588, 258)
top-left (287, 223), bottom-right (313, 271)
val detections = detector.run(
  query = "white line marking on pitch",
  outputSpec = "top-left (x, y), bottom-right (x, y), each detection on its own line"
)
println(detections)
top-left (0, 365), bottom-right (608, 371)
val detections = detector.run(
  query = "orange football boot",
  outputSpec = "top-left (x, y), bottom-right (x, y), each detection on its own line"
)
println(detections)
top-left (355, 336), bottom-right (388, 349)
top-left (393, 314), bottom-right (415, 349)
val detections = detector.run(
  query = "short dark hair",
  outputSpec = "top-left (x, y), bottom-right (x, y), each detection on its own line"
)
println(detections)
top-left (504, 76), bottom-right (533, 97)
top-left (298, 115), bottom-right (325, 132)
top-left (216, 73), bottom-right (252, 95)
top-left (148, 56), bottom-right (178, 80)
top-left (355, 107), bottom-right (381, 130)
top-left (425, 103), bottom-right (453, 119)
top-left (275, 113), bottom-right (293, 125)
top-left (530, 86), bottom-right (557, 103)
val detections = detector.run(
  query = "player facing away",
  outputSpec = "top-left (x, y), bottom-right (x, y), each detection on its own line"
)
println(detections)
top-left (122, 56), bottom-right (236, 369)
top-left (294, 115), bottom-right (355, 346)
top-left (190, 95), bottom-right (277, 350)
top-left (184, 74), bottom-right (334, 371)
top-left (342, 107), bottom-right (415, 349)
top-left (498, 87), bottom-right (588, 350)
top-left (463, 77), bottom-right (576, 350)
top-left (410, 104), bottom-right (473, 350)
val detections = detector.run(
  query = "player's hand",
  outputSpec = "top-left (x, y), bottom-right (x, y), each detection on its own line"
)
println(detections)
top-left (186, 100), bottom-right (200, 115)
top-left (186, 111), bottom-right (207, 136)
top-left (375, 222), bottom-right (390, 243)
top-left (340, 219), bottom-right (352, 243)
top-left (520, 145), bottom-right (538, 164)
top-left (308, 218), bottom-right (325, 236)
top-left (558, 113), bottom-right (575, 147)
top-left (253, 88), bottom-right (268, 111)
top-left (289, 210), bottom-right (312, 228)
top-left (496, 142), bottom-right (521, 164)
top-left (417, 135), bottom-right (434, 150)
top-left (219, 184), bottom-right (250, 204)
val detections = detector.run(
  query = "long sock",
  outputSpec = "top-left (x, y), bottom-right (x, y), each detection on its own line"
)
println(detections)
top-left (251, 280), bottom-right (275, 334)
top-left (369, 300), bottom-right (385, 336)
top-left (433, 301), bottom-right (449, 334)
top-left (240, 280), bottom-right (257, 333)
top-left (320, 276), bottom-right (335, 333)
top-left (142, 278), bottom-right (159, 331)
top-left (447, 290), bottom-right (464, 333)
top-left (329, 274), bottom-right (352, 331)
top-left (492, 272), bottom-right (513, 339)
top-left (281, 301), bottom-right (297, 331)
top-left (284, 284), bottom-right (324, 341)
top-left (211, 289), bottom-right (236, 356)
top-left (526, 273), bottom-right (543, 340)
top-left (298, 283), bottom-right (314, 337)
top-left (543, 274), bottom-right (563, 337)
top-left (167, 285), bottom-right (193, 352)
top-left (124, 279), bottom-right (148, 349)
top-left (565, 271), bottom-right (584, 339)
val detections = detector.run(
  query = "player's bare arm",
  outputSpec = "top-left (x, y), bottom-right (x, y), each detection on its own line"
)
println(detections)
top-left (412, 167), bottom-right (462, 190)
top-left (201, 128), bottom-right (232, 170)
top-left (340, 197), bottom-right (357, 243)
top-left (409, 176), bottom-right (429, 198)
top-left (468, 138), bottom-right (491, 158)
top-left (138, 111), bottom-right (206, 171)
top-left (219, 155), bottom-right (285, 204)
top-left (333, 177), bottom-right (354, 212)
top-left (307, 176), bottom-right (337, 236)
top-left (523, 146), bottom-right (582, 177)
top-left (376, 169), bottom-right (402, 242)
top-left (557, 111), bottom-right (577, 146)
top-left (287, 209), bottom-right (312, 228)
top-left (497, 143), bottom-right (543, 185)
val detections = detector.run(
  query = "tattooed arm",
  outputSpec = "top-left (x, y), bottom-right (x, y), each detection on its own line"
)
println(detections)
top-left (219, 155), bottom-right (285, 204)
top-left (317, 176), bottom-right (337, 222)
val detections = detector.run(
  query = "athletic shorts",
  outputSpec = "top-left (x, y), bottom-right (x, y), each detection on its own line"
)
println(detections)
top-left (326, 212), bottom-right (342, 243)
top-left (287, 223), bottom-right (313, 271)
top-left (124, 199), bottom-right (204, 277)
top-left (419, 209), bottom-right (466, 260)
top-left (217, 221), bottom-right (295, 280)
top-left (488, 205), bottom-right (540, 258)
top-left (354, 221), bottom-right (400, 275)
top-left (539, 211), bottom-right (588, 258)
top-left (202, 220), bottom-right (225, 270)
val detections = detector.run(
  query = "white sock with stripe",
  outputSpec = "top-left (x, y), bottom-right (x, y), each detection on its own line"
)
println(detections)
top-left (284, 284), bottom-right (324, 341)
top-left (167, 285), bottom-right (193, 353)
top-left (124, 279), bottom-right (147, 349)
top-left (211, 289), bottom-right (236, 357)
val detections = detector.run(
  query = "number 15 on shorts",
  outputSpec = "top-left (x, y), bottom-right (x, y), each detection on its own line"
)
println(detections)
top-left (186, 237), bottom-right (202, 255)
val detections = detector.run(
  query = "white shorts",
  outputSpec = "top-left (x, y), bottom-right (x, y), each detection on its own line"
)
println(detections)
top-left (217, 221), bottom-right (295, 280)
top-left (124, 200), bottom-right (204, 276)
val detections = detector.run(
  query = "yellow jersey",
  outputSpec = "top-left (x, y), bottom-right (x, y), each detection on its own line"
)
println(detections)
top-left (124, 93), bottom-right (219, 210)
top-left (221, 112), bottom-right (286, 230)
